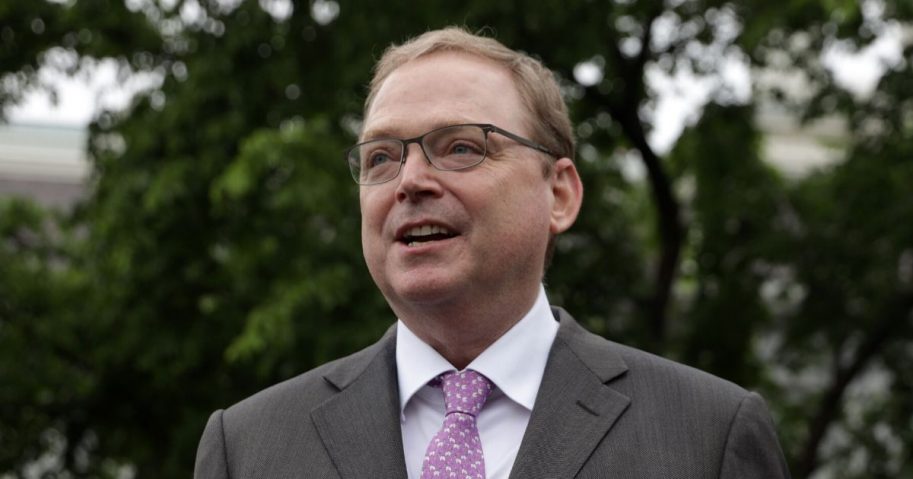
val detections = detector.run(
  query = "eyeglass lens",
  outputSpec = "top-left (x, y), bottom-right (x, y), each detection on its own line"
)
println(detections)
top-left (350, 125), bottom-right (488, 184)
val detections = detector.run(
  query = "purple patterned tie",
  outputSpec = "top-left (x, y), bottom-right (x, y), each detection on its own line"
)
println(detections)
top-left (421, 369), bottom-right (493, 479)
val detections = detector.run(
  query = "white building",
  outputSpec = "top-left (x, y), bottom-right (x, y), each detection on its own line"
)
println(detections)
top-left (0, 123), bottom-right (89, 209)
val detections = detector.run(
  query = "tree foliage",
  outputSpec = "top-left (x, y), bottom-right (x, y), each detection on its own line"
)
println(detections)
top-left (1, 0), bottom-right (911, 477)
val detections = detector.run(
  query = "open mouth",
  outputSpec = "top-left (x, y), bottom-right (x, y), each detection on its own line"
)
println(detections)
top-left (398, 224), bottom-right (459, 247)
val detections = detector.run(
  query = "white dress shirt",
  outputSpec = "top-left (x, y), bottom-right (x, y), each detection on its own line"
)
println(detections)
top-left (395, 285), bottom-right (559, 479)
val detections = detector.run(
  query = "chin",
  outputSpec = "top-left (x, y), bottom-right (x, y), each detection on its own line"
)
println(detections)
top-left (385, 274), bottom-right (466, 308)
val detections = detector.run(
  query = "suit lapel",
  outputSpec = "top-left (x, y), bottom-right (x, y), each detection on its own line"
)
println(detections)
top-left (311, 328), bottom-right (408, 478)
top-left (509, 308), bottom-right (631, 479)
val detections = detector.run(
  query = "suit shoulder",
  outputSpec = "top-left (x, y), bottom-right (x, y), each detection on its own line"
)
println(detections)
top-left (222, 335), bottom-right (391, 425)
top-left (607, 342), bottom-right (788, 476)
top-left (556, 310), bottom-right (752, 404)
top-left (555, 308), bottom-right (751, 402)
top-left (607, 339), bottom-right (755, 408)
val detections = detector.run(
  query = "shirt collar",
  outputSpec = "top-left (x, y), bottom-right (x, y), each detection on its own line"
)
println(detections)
top-left (395, 285), bottom-right (559, 413)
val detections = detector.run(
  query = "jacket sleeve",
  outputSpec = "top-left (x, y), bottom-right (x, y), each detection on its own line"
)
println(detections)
top-left (719, 392), bottom-right (792, 478)
top-left (195, 410), bottom-right (230, 479)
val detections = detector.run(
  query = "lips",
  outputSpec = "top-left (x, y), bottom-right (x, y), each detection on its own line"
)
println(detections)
top-left (396, 223), bottom-right (459, 247)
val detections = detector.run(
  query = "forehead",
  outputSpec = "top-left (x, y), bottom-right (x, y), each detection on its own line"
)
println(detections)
top-left (362, 52), bottom-right (528, 140)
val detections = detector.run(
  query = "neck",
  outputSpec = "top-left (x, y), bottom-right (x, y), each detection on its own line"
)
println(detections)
top-left (393, 284), bottom-right (541, 370)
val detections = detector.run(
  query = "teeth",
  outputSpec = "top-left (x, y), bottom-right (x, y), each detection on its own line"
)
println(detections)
top-left (406, 224), bottom-right (451, 237)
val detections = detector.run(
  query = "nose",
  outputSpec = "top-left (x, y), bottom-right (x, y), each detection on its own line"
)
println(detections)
top-left (395, 143), bottom-right (443, 202)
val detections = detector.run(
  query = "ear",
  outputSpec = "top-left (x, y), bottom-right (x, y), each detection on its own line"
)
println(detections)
top-left (548, 157), bottom-right (583, 234)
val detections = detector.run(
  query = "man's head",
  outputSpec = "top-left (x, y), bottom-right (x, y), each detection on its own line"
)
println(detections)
top-left (355, 27), bottom-right (582, 333)
top-left (364, 27), bottom-right (575, 168)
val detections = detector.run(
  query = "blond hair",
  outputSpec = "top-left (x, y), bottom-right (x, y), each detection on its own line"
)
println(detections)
top-left (364, 27), bottom-right (575, 164)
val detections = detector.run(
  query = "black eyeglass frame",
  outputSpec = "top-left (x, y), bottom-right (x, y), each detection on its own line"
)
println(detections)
top-left (345, 123), bottom-right (558, 185)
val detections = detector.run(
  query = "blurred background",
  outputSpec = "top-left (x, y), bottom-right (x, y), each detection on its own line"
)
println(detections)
top-left (1, 1), bottom-right (911, 477)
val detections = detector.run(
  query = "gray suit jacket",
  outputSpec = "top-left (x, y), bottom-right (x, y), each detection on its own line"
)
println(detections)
top-left (195, 308), bottom-right (791, 478)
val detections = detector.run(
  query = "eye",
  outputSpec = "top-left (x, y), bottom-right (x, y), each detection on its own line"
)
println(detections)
top-left (367, 151), bottom-right (394, 168)
top-left (448, 141), bottom-right (484, 156)
top-left (361, 143), bottom-right (399, 169)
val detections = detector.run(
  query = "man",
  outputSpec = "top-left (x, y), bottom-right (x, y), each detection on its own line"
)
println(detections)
top-left (195, 27), bottom-right (791, 478)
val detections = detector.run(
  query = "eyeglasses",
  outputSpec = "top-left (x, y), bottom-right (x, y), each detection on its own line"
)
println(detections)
top-left (345, 123), bottom-right (556, 185)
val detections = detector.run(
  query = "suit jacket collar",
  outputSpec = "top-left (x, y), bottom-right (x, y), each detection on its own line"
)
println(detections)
top-left (508, 307), bottom-right (631, 478)
top-left (311, 325), bottom-right (408, 478)
top-left (309, 309), bottom-right (631, 478)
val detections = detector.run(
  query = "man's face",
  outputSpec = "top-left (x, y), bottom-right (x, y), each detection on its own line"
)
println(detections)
top-left (359, 52), bottom-right (565, 316)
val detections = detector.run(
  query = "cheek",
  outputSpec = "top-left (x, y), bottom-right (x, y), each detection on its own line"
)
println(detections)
top-left (359, 189), bottom-right (387, 227)
top-left (359, 192), bottom-right (387, 252)
top-left (359, 197), bottom-right (387, 287)
top-left (484, 174), bottom-right (552, 239)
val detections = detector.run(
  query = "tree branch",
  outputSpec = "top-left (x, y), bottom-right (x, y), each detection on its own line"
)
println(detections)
top-left (795, 293), bottom-right (913, 477)
top-left (590, 7), bottom-right (683, 349)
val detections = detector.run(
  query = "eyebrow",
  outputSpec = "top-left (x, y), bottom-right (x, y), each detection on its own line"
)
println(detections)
top-left (360, 117), bottom-right (482, 142)
top-left (359, 126), bottom-right (400, 142)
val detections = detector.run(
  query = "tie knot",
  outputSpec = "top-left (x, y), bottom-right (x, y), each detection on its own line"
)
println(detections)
top-left (438, 369), bottom-right (493, 416)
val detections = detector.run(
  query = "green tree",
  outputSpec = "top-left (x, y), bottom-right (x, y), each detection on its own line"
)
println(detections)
top-left (1, 0), bottom-right (911, 477)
